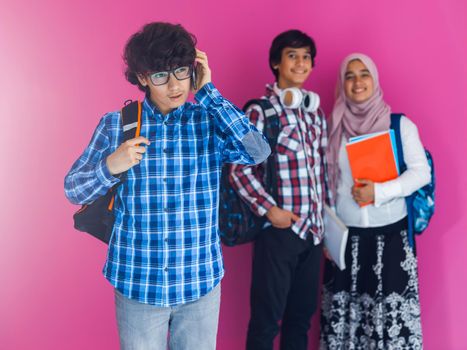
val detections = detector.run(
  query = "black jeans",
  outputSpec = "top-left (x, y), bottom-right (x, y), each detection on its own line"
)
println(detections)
top-left (246, 226), bottom-right (322, 350)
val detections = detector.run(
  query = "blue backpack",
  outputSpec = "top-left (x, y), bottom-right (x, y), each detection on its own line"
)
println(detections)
top-left (391, 114), bottom-right (435, 247)
top-left (218, 99), bottom-right (280, 246)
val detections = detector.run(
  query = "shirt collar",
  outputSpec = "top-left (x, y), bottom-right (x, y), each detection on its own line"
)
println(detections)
top-left (265, 83), bottom-right (276, 97)
top-left (267, 82), bottom-right (307, 96)
top-left (143, 97), bottom-right (187, 121)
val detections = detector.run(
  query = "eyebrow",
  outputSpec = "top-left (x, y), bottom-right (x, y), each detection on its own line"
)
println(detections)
top-left (284, 49), bottom-right (311, 54)
top-left (345, 68), bottom-right (370, 76)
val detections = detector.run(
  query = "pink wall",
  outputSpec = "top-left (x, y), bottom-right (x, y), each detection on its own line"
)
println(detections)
top-left (1, 0), bottom-right (466, 349)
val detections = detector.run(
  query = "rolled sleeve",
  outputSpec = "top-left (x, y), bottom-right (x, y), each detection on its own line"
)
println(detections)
top-left (96, 158), bottom-right (120, 188)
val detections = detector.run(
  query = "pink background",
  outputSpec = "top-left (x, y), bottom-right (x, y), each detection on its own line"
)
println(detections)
top-left (1, 0), bottom-right (466, 349)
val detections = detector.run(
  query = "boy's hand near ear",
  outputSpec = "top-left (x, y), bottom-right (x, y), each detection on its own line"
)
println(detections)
top-left (193, 49), bottom-right (212, 93)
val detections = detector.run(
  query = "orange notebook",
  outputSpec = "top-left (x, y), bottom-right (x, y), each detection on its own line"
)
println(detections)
top-left (346, 130), bottom-right (399, 206)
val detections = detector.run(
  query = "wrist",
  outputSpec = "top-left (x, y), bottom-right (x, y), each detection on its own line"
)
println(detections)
top-left (194, 82), bottom-right (220, 106)
top-left (199, 77), bottom-right (211, 90)
top-left (266, 206), bottom-right (278, 219)
top-left (106, 156), bottom-right (117, 176)
top-left (97, 158), bottom-right (120, 187)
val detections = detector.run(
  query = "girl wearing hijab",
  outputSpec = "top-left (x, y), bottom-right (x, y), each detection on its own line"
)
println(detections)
top-left (320, 53), bottom-right (431, 349)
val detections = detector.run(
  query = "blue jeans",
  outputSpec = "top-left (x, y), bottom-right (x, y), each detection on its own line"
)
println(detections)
top-left (115, 283), bottom-right (221, 350)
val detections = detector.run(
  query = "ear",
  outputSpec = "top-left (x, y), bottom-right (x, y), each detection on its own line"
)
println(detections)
top-left (270, 59), bottom-right (278, 70)
top-left (137, 74), bottom-right (148, 87)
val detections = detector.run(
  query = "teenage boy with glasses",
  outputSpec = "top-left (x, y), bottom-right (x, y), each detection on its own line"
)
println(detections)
top-left (65, 22), bottom-right (270, 350)
top-left (230, 30), bottom-right (330, 350)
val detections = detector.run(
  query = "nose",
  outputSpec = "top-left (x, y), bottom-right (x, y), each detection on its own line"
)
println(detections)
top-left (167, 73), bottom-right (179, 89)
top-left (354, 75), bottom-right (364, 85)
top-left (296, 56), bottom-right (305, 67)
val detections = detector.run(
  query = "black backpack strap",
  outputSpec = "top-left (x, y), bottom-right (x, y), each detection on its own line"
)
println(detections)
top-left (242, 98), bottom-right (280, 201)
top-left (121, 100), bottom-right (142, 142)
top-left (112, 100), bottom-right (142, 189)
top-left (243, 98), bottom-right (280, 150)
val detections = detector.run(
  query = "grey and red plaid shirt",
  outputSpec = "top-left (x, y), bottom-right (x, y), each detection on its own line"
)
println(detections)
top-left (230, 84), bottom-right (331, 243)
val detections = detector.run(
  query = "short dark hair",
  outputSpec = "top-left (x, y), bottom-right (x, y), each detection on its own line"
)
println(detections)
top-left (124, 22), bottom-right (197, 92)
top-left (269, 29), bottom-right (317, 81)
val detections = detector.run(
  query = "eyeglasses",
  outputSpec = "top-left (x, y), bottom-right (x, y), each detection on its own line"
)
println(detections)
top-left (148, 66), bottom-right (192, 86)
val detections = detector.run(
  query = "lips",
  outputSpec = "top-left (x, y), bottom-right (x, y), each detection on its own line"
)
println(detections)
top-left (292, 70), bottom-right (307, 75)
top-left (352, 87), bottom-right (366, 94)
top-left (168, 93), bottom-right (183, 100)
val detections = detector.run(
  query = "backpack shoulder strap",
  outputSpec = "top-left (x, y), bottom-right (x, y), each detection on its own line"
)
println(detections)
top-left (242, 98), bottom-right (280, 200)
top-left (121, 100), bottom-right (142, 142)
top-left (114, 100), bottom-right (142, 186)
top-left (391, 113), bottom-right (416, 246)
top-left (390, 113), bottom-right (407, 173)
top-left (243, 98), bottom-right (280, 150)
top-left (243, 98), bottom-right (277, 119)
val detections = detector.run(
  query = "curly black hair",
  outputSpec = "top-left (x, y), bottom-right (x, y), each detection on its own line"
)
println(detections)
top-left (269, 29), bottom-right (317, 81)
top-left (124, 22), bottom-right (197, 92)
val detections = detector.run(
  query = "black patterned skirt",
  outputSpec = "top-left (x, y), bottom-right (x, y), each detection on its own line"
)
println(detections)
top-left (320, 217), bottom-right (423, 350)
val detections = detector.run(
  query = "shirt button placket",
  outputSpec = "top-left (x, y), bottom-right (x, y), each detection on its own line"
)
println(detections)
top-left (162, 128), bottom-right (169, 276)
top-left (164, 190), bottom-right (170, 272)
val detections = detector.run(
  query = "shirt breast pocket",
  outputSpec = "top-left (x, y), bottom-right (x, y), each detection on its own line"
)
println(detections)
top-left (276, 124), bottom-right (303, 155)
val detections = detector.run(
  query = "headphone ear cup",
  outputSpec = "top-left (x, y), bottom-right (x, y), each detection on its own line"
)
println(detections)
top-left (302, 91), bottom-right (320, 113)
top-left (280, 88), bottom-right (302, 109)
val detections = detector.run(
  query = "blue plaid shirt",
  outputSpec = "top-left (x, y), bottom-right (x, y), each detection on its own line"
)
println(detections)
top-left (65, 83), bottom-right (270, 306)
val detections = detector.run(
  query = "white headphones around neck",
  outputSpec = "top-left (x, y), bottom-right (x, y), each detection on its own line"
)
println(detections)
top-left (273, 83), bottom-right (320, 113)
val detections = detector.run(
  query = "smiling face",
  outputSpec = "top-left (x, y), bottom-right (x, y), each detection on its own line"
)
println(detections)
top-left (275, 47), bottom-right (312, 89)
top-left (138, 72), bottom-right (191, 115)
top-left (344, 59), bottom-right (375, 104)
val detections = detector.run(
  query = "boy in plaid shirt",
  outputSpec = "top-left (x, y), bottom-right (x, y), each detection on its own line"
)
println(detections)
top-left (230, 29), bottom-right (330, 350)
top-left (65, 22), bottom-right (270, 350)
